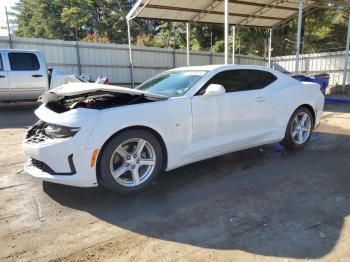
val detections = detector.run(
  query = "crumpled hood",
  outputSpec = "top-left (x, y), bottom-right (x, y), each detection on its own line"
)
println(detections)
top-left (49, 82), bottom-right (167, 100)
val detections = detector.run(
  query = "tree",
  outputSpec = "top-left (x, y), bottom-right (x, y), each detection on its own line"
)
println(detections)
top-left (12, 0), bottom-right (70, 40)
top-left (12, 0), bottom-right (135, 42)
top-left (11, 1), bottom-right (350, 56)
top-left (95, 0), bottom-right (134, 43)
top-left (60, 0), bottom-right (95, 40)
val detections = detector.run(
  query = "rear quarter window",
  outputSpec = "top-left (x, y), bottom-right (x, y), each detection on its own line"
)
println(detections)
top-left (8, 52), bottom-right (40, 71)
top-left (197, 69), bottom-right (277, 95)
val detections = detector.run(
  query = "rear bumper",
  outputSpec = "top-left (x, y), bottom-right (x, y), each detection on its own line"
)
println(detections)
top-left (315, 108), bottom-right (323, 128)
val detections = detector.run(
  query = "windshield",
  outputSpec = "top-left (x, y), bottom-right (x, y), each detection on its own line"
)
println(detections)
top-left (136, 70), bottom-right (207, 97)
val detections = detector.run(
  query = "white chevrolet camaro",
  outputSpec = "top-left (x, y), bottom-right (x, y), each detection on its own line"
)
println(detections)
top-left (23, 65), bottom-right (324, 194)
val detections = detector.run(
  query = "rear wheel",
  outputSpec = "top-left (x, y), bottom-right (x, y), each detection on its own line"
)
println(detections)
top-left (98, 129), bottom-right (163, 194)
top-left (281, 107), bottom-right (314, 150)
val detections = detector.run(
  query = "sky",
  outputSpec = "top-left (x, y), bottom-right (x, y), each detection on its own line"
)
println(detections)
top-left (0, 0), bottom-right (18, 36)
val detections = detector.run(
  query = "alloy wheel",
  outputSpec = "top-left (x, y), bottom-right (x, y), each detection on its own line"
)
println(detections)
top-left (291, 112), bottom-right (312, 145)
top-left (109, 138), bottom-right (156, 187)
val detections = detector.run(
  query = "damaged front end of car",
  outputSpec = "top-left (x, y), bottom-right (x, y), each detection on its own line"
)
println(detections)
top-left (39, 83), bottom-right (168, 113)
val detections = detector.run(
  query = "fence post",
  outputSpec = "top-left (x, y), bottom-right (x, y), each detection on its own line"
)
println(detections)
top-left (75, 27), bottom-right (82, 75)
top-left (75, 41), bottom-right (82, 75)
top-left (295, 0), bottom-right (304, 74)
top-left (232, 26), bottom-right (235, 64)
top-left (343, 11), bottom-right (350, 92)
top-left (172, 24), bottom-right (176, 68)
top-left (127, 19), bottom-right (135, 87)
top-left (186, 22), bottom-right (190, 66)
top-left (173, 49), bottom-right (176, 68)
top-left (5, 7), bottom-right (13, 49)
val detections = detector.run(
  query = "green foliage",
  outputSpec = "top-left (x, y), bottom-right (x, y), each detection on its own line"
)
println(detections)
top-left (12, 0), bottom-right (134, 42)
top-left (12, 0), bottom-right (69, 39)
top-left (82, 33), bottom-right (109, 43)
top-left (272, 8), bottom-right (348, 56)
top-left (11, 2), bottom-right (350, 56)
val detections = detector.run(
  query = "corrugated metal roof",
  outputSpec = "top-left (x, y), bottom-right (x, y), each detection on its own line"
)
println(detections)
top-left (127, 0), bottom-right (322, 28)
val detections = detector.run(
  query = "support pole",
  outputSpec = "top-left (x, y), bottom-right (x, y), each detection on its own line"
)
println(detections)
top-left (343, 11), bottom-right (350, 91)
top-left (75, 26), bottom-right (82, 76)
top-left (5, 7), bottom-right (12, 49)
top-left (268, 28), bottom-right (272, 68)
top-left (186, 22), bottom-right (190, 66)
top-left (224, 0), bottom-right (229, 64)
top-left (127, 19), bottom-right (135, 88)
top-left (232, 26), bottom-right (235, 64)
top-left (173, 24), bottom-right (176, 68)
top-left (295, 0), bottom-right (303, 74)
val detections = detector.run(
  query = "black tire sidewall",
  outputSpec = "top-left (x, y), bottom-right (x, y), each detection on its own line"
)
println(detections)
top-left (98, 129), bottom-right (163, 194)
top-left (282, 107), bottom-right (314, 149)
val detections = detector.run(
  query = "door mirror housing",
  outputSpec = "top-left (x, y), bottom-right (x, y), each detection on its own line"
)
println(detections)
top-left (203, 84), bottom-right (226, 97)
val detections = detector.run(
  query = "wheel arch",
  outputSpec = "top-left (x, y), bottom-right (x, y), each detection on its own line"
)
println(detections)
top-left (282, 103), bottom-right (316, 138)
top-left (96, 125), bottom-right (168, 183)
top-left (294, 104), bottom-right (316, 126)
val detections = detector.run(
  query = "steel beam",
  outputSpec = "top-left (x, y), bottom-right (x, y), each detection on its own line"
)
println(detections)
top-left (224, 0), bottom-right (229, 64)
top-left (190, 0), bottom-right (221, 22)
top-left (186, 22), bottom-right (190, 66)
top-left (268, 28), bottom-right (272, 67)
top-left (227, 0), bottom-right (298, 11)
top-left (146, 4), bottom-right (284, 22)
top-left (127, 19), bottom-right (135, 87)
top-left (232, 26), bottom-right (235, 64)
top-left (136, 16), bottom-right (271, 28)
top-left (238, 0), bottom-right (281, 26)
top-left (295, 0), bottom-right (303, 74)
top-left (5, 7), bottom-right (12, 49)
top-left (343, 11), bottom-right (350, 91)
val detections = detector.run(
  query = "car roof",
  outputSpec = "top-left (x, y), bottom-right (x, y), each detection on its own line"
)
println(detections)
top-left (0, 49), bottom-right (41, 53)
top-left (172, 64), bottom-right (273, 72)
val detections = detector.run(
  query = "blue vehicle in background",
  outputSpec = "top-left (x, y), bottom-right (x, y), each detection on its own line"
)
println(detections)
top-left (292, 73), bottom-right (350, 103)
top-left (292, 73), bottom-right (330, 94)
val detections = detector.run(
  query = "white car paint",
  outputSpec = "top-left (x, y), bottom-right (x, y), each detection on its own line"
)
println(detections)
top-left (22, 64), bottom-right (324, 187)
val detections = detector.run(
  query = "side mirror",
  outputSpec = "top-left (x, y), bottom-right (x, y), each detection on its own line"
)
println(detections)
top-left (203, 84), bottom-right (226, 97)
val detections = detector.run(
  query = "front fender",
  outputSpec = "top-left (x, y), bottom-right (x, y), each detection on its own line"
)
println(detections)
top-left (83, 98), bottom-right (192, 171)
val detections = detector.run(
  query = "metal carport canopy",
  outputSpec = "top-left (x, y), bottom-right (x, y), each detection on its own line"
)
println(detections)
top-left (127, 0), bottom-right (316, 28)
top-left (126, 0), bottom-right (350, 88)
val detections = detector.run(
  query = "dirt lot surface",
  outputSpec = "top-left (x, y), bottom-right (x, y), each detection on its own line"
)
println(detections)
top-left (0, 102), bottom-right (349, 262)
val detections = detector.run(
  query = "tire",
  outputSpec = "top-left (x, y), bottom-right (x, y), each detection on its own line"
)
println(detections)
top-left (98, 129), bottom-right (163, 194)
top-left (281, 107), bottom-right (314, 150)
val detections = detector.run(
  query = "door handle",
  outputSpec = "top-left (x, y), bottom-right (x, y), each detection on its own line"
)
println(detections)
top-left (255, 96), bottom-right (266, 102)
top-left (32, 74), bottom-right (43, 78)
top-left (0, 75), bottom-right (5, 78)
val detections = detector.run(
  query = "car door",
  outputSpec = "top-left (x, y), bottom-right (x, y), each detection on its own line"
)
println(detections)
top-left (190, 69), bottom-right (276, 158)
top-left (0, 52), bottom-right (10, 101)
top-left (7, 51), bottom-right (46, 100)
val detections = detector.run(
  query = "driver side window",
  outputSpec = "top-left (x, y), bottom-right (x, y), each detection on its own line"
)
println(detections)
top-left (0, 54), bottom-right (3, 71)
top-left (197, 69), bottom-right (277, 95)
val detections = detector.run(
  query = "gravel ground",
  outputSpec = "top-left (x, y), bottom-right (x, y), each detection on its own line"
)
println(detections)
top-left (0, 101), bottom-right (349, 262)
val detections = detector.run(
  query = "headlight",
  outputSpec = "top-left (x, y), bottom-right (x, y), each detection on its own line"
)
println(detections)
top-left (44, 124), bottom-right (80, 138)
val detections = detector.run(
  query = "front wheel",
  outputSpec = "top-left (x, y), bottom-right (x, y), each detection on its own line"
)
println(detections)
top-left (281, 107), bottom-right (314, 150)
top-left (98, 129), bottom-right (163, 194)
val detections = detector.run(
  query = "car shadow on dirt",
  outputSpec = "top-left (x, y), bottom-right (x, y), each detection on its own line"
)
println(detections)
top-left (43, 130), bottom-right (350, 259)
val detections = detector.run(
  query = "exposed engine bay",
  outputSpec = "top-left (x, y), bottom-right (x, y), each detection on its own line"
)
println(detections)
top-left (41, 91), bottom-right (159, 113)
top-left (39, 85), bottom-right (167, 113)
